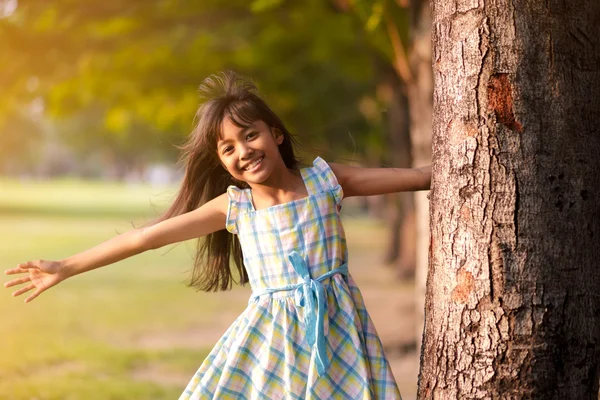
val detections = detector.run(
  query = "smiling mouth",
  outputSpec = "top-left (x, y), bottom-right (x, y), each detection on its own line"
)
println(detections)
top-left (242, 156), bottom-right (264, 171)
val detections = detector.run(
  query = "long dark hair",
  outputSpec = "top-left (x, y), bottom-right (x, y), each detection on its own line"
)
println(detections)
top-left (155, 71), bottom-right (299, 291)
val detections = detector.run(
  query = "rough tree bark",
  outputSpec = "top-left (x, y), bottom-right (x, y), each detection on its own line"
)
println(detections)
top-left (419, 0), bottom-right (600, 399)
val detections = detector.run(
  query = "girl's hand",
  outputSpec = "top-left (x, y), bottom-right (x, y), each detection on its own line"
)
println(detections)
top-left (4, 260), bottom-right (67, 303)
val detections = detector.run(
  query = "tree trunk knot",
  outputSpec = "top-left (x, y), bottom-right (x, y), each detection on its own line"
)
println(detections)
top-left (452, 268), bottom-right (475, 303)
top-left (488, 73), bottom-right (523, 132)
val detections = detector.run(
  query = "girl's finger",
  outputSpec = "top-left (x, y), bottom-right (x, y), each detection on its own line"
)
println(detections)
top-left (5, 266), bottom-right (30, 275)
top-left (12, 283), bottom-right (35, 297)
top-left (25, 288), bottom-right (42, 303)
top-left (4, 276), bottom-right (31, 288)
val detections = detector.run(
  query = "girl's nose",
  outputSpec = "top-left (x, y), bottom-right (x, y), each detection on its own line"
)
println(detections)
top-left (239, 144), bottom-right (254, 160)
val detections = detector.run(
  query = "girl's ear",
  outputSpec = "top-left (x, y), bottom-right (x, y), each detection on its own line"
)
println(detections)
top-left (272, 127), bottom-right (284, 145)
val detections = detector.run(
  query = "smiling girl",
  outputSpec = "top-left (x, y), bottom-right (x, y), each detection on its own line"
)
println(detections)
top-left (5, 71), bottom-right (430, 399)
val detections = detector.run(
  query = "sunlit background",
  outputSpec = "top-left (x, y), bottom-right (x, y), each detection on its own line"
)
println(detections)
top-left (1, 1), bottom-right (425, 398)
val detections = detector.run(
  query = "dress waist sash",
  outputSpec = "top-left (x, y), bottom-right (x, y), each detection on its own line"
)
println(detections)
top-left (250, 251), bottom-right (349, 375)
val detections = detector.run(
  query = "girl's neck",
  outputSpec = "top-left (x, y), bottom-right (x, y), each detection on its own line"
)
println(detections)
top-left (247, 167), bottom-right (308, 210)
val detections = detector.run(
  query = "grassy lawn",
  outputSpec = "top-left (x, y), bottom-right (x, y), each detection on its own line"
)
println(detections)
top-left (0, 179), bottom-right (255, 399)
top-left (0, 178), bottom-right (399, 399)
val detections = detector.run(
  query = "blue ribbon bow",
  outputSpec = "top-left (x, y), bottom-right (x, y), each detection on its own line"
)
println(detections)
top-left (250, 252), bottom-right (348, 375)
top-left (289, 252), bottom-right (326, 374)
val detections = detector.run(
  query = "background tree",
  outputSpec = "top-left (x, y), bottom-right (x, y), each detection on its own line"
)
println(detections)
top-left (419, 0), bottom-right (600, 398)
top-left (403, 0), bottom-right (432, 353)
top-left (341, 0), bottom-right (432, 280)
top-left (342, 0), bottom-right (433, 352)
top-left (0, 0), bottom-right (381, 174)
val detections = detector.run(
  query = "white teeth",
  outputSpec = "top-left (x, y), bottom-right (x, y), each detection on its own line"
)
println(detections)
top-left (244, 157), bottom-right (263, 171)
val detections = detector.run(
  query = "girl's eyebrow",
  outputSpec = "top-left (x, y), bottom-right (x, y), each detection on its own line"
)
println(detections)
top-left (217, 122), bottom-right (258, 147)
top-left (216, 135), bottom-right (233, 149)
top-left (238, 123), bottom-right (257, 135)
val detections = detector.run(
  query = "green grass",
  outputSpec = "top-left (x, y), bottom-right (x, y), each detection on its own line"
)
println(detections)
top-left (0, 178), bottom-right (394, 399)
top-left (0, 178), bottom-right (177, 218)
top-left (0, 179), bottom-right (252, 399)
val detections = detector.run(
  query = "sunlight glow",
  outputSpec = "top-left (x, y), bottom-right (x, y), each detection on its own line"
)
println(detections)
top-left (0, 0), bottom-right (17, 18)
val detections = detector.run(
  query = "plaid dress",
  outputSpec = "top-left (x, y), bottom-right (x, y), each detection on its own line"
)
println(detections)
top-left (180, 157), bottom-right (401, 399)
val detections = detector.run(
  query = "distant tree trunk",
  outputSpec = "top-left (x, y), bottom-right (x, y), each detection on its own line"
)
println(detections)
top-left (384, 191), bottom-right (416, 278)
top-left (419, 0), bottom-right (600, 398)
top-left (381, 69), bottom-right (416, 278)
top-left (395, 192), bottom-right (416, 278)
top-left (407, 0), bottom-right (433, 354)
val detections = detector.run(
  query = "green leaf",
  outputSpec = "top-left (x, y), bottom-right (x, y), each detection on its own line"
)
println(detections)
top-left (365, 2), bottom-right (383, 32)
top-left (105, 108), bottom-right (131, 133)
top-left (250, 0), bottom-right (284, 13)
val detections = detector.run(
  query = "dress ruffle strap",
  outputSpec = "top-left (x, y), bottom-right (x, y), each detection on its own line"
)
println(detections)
top-left (312, 157), bottom-right (344, 206)
top-left (225, 186), bottom-right (241, 234)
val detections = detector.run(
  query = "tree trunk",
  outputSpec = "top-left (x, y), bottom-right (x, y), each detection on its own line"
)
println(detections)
top-left (419, 0), bottom-right (600, 398)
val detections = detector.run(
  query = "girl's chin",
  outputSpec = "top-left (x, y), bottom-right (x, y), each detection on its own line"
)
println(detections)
top-left (242, 169), bottom-right (272, 185)
top-left (230, 171), bottom-right (265, 185)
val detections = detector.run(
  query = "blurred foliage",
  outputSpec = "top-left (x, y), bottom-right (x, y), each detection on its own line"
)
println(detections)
top-left (0, 0), bottom-right (410, 176)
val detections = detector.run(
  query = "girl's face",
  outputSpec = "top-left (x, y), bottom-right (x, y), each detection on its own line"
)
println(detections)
top-left (217, 117), bottom-right (285, 186)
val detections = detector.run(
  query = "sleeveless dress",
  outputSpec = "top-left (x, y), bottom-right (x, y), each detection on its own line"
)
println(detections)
top-left (179, 157), bottom-right (402, 400)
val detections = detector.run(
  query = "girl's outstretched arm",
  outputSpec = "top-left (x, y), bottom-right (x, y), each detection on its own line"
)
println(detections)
top-left (4, 193), bottom-right (229, 303)
top-left (329, 163), bottom-right (431, 197)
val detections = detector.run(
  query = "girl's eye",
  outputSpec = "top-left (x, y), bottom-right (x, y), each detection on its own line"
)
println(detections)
top-left (222, 146), bottom-right (234, 154)
top-left (246, 131), bottom-right (258, 140)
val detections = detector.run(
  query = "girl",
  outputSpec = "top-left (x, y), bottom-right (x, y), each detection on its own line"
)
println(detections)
top-left (4, 71), bottom-right (430, 399)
